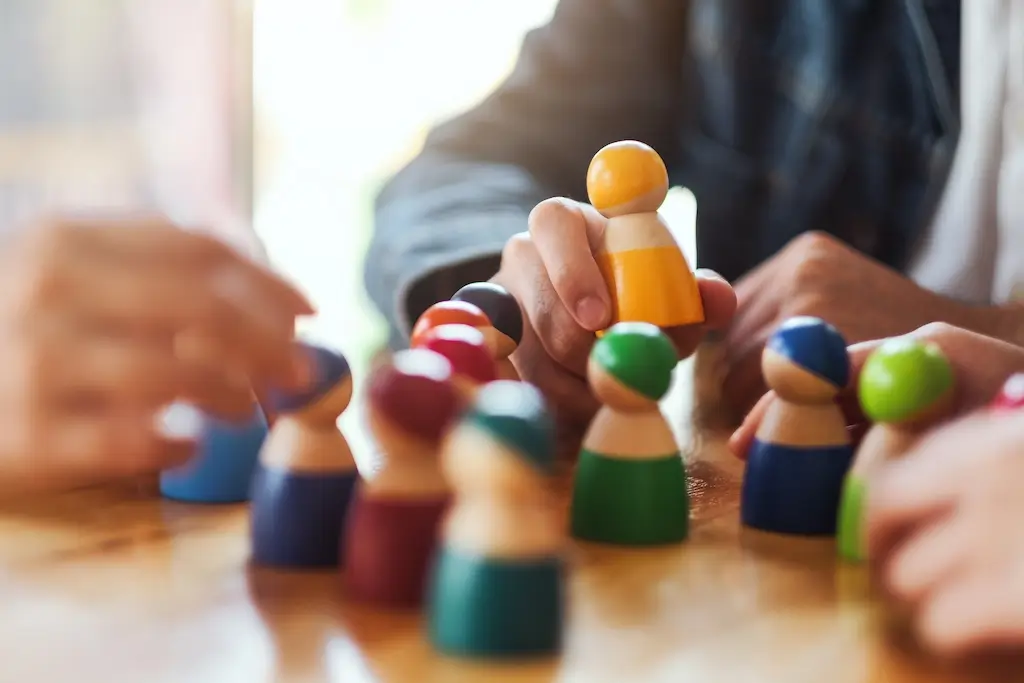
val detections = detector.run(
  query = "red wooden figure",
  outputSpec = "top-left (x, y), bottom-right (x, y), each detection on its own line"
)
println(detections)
top-left (991, 373), bottom-right (1024, 412)
top-left (343, 349), bottom-right (461, 608)
top-left (413, 324), bottom-right (496, 399)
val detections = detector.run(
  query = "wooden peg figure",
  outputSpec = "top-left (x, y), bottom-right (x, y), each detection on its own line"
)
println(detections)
top-left (837, 338), bottom-right (954, 561)
top-left (586, 140), bottom-right (703, 331)
top-left (570, 322), bottom-right (687, 545)
top-left (428, 381), bottom-right (563, 658)
top-left (451, 282), bottom-right (524, 380)
top-left (160, 398), bottom-right (269, 504)
top-left (741, 317), bottom-right (855, 536)
top-left (412, 324), bottom-right (496, 400)
top-left (990, 373), bottom-right (1024, 411)
top-left (250, 342), bottom-right (358, 569)
top-left (344, 349), bottom-right (461, 607)
top-left (410, 300), bottom-right (491, 348)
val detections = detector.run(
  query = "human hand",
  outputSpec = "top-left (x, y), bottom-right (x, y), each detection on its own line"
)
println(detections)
top-left (493, 197), bottom-right (736, 453)
top-left (728, 323), bottom-right (1024, 458)
top-left (721, 232), bottom-right (1005, 417)
top-left (0, 215), bottom-right (313, 487)
top-left (865, 411), bottom-right (1024, 656)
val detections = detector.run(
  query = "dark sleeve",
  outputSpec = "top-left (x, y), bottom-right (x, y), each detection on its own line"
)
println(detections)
top-left (364, 0), bottom-right (688, 347)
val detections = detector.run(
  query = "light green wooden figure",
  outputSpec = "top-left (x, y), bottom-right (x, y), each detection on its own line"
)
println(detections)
top-left (838, 338), bottom-right (954, 562)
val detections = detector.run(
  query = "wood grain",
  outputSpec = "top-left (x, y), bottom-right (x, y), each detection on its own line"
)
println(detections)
top-left (0, 347), bottom-right (1019, 683)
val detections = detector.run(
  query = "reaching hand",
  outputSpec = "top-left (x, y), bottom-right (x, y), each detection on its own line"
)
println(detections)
top-left (0, 215), bottom-right (313, 487)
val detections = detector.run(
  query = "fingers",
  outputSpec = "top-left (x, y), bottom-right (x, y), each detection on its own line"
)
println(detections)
top-left (528, 198), bottom-right (610, 331)
top-left (511, 327), bottom-right (600, 427)
top-left (665, 270), bottom-right (737, 358)
top-left (866, 414), bottom-right (1022, 560)
top-left (728, 390), bottom-right (775, 458)
top-left (25, 248), bottom-right (309, 392)
top-left (0, 409), bottom-right (195, 486)
top-left (502, 233), bottom-right (596, 378)
top-left (885, 511), bottom-right (968, 603)
top-left (848, 323), bottom-right (1024, 416)
top-left (916, 567), bottom-right (1024, 656)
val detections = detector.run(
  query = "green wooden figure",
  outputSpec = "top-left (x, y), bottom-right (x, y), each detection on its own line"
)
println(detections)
top-left (570, 322), bottom-right (687, 545)
top-left (838, 338), bottom-right (954, 562)
top-left (427, 380), bottom-right (563, 659)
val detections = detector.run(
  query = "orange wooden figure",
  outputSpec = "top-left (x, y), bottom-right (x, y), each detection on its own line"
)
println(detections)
top-left (410, 301), bottom-right (491, 348)
top-left (344, 349), bottom-right (461, 607)
top-left (586, 140), bottom-right (703, 330)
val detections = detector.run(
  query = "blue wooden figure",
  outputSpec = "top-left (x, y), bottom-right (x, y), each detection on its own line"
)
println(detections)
top-left (160, 400), bottom-right (268, 504)
top-left (249, 342), bottom-right (359, 569)
top-left (741, 316), bottom-right (854, 536)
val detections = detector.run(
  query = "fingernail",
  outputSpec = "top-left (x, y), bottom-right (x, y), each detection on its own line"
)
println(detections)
top-left (575, 296), bottom-right (608, 330)
top-left (695, 268), bottom-right (728, 283)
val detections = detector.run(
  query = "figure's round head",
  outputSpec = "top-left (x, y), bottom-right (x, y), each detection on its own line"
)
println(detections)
top-left (367, 349), bottom-right (461, 448)
top-left (588, 322), bottom-right (678, 410)
top-left (451, 282), bottom-right (523, 359)
top-left (413, 324), bottom-right (496, 396)
top-left (991, 373), bottom-right (1024, 412)
top-left (762, 317), bottom-right (849, 402)
top-left (410, 300), bottom-right (491, 348)
top-left (586, 140), bottom-right (669, 218)
top-left (269, 342), bottom-right (353, 419)
top-left (858, 338), bottom-right (954, 424)
top-left (443, 381), bottom-right (554, 495)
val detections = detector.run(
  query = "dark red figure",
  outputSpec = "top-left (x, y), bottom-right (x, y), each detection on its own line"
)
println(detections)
top-left (344, 349), bottom-right (461, 608)
top-left (413, 323), bottom-right (496, 397)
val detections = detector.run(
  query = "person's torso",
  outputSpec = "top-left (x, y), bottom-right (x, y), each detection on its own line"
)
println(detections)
top-left (670, 0), bottom-right (961, 284)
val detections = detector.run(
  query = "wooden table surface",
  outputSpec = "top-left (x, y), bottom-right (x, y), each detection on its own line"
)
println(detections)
top-left (0, 351), bottom-right (1021, 683)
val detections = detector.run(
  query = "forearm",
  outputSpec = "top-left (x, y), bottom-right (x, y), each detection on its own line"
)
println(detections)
top-left (365, 157), bottom-right (547, 347)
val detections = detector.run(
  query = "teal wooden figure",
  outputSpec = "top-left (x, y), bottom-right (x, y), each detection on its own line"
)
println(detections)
top-left (160, 400), bottom-right (269, 504)
top-left (570, 322), bottom-right (687, 545)
top-left (427, 380), bottom-right (563, 659)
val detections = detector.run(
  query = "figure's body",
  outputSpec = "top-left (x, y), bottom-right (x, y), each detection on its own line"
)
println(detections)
top-left (250, 343), bottom-right (359, 569)
top-left (159, 399), bottom-right (268, 503)
top-left (741, 317), bottom-right (855, 536)
top-left (838, 338), bottom-right (955, 561)
top-left (410, 323), bottom-right (496, 400)
top-left (451, 282), bottom-right (524, 381)
top-left (570, 322), bottom-right (687, 545)
top-left (344, 349), bottom-right (461, 607)
top-left (587, 141), bottom-right (703, 330)
top-left (428, 381), bottom-right (563, 658)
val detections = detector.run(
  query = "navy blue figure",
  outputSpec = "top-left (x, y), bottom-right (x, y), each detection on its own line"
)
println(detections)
top-left (741, 316), bottom-right (854, 536)
top-left (250, 342), bottom-right (359, 569)
top-left (160, 401), bottom-right (269, 504)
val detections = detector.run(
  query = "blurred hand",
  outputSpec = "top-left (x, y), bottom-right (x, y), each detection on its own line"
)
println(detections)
top-left (0, 215), bottom-right (313, 486)
top-left (865, 412), bottom-right (1024, 656)
top-left (493, 197), bottom-right (736, 454)
top-left (721, 232), bottom-right (1004, 417)
top-left (728, 323), bottom-right (1024, 458)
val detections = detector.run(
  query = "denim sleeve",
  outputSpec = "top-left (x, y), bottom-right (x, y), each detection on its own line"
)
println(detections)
top-left (364, 0), bottom-right (687, 347)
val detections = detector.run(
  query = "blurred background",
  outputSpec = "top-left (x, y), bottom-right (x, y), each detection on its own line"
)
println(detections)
top-left (0, 0), bottom-right (697, 455)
